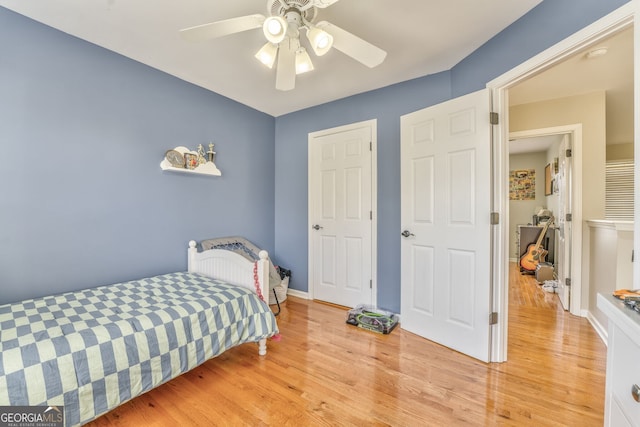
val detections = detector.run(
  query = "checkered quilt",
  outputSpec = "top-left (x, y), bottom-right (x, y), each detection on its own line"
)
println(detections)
top-left (0, 272), bottom-right (279, 426)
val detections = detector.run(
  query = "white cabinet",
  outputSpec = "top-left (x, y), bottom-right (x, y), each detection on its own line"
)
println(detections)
top-left (598, 294), bottom-right (640, 427)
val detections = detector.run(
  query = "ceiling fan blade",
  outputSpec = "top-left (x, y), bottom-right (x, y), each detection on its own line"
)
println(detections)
top-left (276, 37), bottom-right (296, 91)
top-left (180, 14), bottom-right (265, 42)
top-left (313, 0), bottom-right (341, 8)
top-left (316, 21), bottom-right (386, 68)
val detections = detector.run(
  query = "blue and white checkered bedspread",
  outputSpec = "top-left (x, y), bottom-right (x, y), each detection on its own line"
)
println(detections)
top-left (0, 272), bottom-right (279, 426)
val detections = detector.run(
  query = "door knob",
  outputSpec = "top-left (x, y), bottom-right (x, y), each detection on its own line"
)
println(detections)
top-left (401, 230), bottom-right (415, 238)
top-left (312, 224), bottom-right (323, 230)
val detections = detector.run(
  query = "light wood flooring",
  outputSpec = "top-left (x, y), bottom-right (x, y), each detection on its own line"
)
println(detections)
top-left (88, 263), bottom-right (606, 426)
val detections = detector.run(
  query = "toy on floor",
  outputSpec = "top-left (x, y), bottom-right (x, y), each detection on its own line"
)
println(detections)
top-left (346, 305), bottom-right (399, 334)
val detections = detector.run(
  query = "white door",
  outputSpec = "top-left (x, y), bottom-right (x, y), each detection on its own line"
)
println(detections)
top-left (555, 134), bottom-right (572, 310)
top-left (400, 89), bottom-right (492, 362)
top-left (309, 121), bottom-right (374, 308)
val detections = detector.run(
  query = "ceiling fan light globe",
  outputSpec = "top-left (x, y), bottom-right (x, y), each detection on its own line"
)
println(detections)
top-left (307, 27), bottom-right (333, 56)
top-left (263, 16), bottom-right (287, 43)
top-left (295, 48), bottom-right (314, 74)
top-left (266, 19), bottom-right (282, 35)
top-left (317, 35), bottom-right (330, 50)
top-left (255, 42), bottom-right (278, 68)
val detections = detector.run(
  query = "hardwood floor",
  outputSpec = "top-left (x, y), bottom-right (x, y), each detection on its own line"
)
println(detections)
top-left (88, 263), bottom-right (606, 426)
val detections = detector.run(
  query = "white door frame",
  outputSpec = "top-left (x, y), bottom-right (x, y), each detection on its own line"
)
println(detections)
top-left (487, 3), bottom-right (635, 362)
top-left (509, 125), bottom-right (583, 314)
top-left (307, 119), bottom-right (378, 306)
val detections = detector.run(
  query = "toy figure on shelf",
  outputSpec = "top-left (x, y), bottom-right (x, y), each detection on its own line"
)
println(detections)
top-left (207, 142), bottom-right (216, 163)
top-left (196, 144), bottom-right (206, 165)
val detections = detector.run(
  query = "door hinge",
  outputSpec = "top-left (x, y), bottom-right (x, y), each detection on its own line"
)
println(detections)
top-left (489, 312), bottom-right (498, 325)
top-left (566, 278), bottom-right (571, 287)
top-left (632, 249), bottom-right (635, 262)
top-left (566, 149), bottom-right (572, 158)
top-left (489, 112), bottom-right (499, 125)
top-left (490, 212), bottom-right (499, 225)
top-left (370, 211), bottom-right (372, 220)
top-left (370, 141), bottom-right (372, 151)
top-left (566, 213), bottom-right (572, 222)
top-left (370, 279), bottom-right (372, 289)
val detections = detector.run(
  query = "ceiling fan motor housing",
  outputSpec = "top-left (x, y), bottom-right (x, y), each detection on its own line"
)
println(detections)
top-left (268, 0), bottom-right (317, 23)
top-left (284, 8), bottom-right (303, 36)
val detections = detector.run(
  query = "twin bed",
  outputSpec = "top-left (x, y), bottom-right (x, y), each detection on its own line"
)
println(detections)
top-left (0, 240), bottom-right (279, 426)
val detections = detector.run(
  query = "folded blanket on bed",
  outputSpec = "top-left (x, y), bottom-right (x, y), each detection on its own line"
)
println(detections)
top-left (0, 272), bottom-right (278, 426)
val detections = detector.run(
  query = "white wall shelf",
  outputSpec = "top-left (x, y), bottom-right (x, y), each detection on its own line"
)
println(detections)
top-left (160, 146), bottom-right (221, 176)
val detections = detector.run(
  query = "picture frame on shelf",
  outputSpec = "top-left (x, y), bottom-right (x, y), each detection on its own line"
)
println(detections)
top-left (184, 153), bottom-right (198, 170)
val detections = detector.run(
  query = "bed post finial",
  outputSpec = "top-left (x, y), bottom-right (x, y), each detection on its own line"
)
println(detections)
top-left (188, 240), bottom-right (198, 272)
top-left (258, 250), bottom-right (268, 260)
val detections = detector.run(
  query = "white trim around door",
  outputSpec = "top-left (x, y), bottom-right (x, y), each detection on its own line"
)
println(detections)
top-left (307, 119), bottom-right (378, 308)
top-left (487, 2), bottom-right (635, 362)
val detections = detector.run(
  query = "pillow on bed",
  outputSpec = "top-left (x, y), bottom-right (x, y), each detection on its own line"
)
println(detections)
top-left (200, 236), bottom-right (282, 291)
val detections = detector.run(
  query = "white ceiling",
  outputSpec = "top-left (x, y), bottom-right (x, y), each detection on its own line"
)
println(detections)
top-left (510, 26), bottom-right (634, 149)
top-left (0, 0), bottom-right (543, 117)
top-left (509, 134), bottom-right (564, 155)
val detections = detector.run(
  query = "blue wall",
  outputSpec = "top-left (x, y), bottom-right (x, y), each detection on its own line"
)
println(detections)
top-left (451, 0), bottom-right (630, 97)
top-left (1, 0), bottom-right (630, 310)
top-left (274, 73), bottom-right (452, 310)
top-left (274, 0), bottom-right (630, 313)
top-left (0, 8), bottom-right (276, 305)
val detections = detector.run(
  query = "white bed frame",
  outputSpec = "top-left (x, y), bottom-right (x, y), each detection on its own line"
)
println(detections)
top-left (187, 240), bottom-right (271, 355)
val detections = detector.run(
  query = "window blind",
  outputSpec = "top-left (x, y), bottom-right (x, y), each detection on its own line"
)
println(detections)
top-left (605, 159), bottom-right (634, 220)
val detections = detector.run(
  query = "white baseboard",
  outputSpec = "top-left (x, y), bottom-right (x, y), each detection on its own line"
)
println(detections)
top-left (586, 310), bottom-right (608, 346)
top-left (286, 288), bottom-right (310, 300)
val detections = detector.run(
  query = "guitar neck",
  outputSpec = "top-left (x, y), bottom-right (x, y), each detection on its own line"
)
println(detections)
top-left (533, 219), bottom-right (553, 250)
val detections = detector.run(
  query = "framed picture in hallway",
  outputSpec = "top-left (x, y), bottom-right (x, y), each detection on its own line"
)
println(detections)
top-left (509, 169), bottom-right (535, 200)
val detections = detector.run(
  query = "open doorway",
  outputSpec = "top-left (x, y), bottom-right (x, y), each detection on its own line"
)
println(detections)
top-left (488, 5), bottom-right (634, 362)
top-left (505, 24), bottom-right (633, 321)
top-left (508, 131), bottom-right (573, 311)
top-left (508, 125), bottom-right (584, 313)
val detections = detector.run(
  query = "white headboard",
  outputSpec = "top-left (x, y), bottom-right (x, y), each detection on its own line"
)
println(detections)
top-left (187, 240), bottom-right (270, 301)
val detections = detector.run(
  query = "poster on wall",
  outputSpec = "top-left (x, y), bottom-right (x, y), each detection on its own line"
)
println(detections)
top-left (509, 169), bottom-right (535, 200)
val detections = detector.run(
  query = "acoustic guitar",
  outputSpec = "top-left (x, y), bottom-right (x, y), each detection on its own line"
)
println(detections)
top-left (519, 217), bottom-right (554, 272)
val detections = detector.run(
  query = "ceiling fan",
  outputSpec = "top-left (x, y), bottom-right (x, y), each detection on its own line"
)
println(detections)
top-left (179, 0), bottom-right (387, 91)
